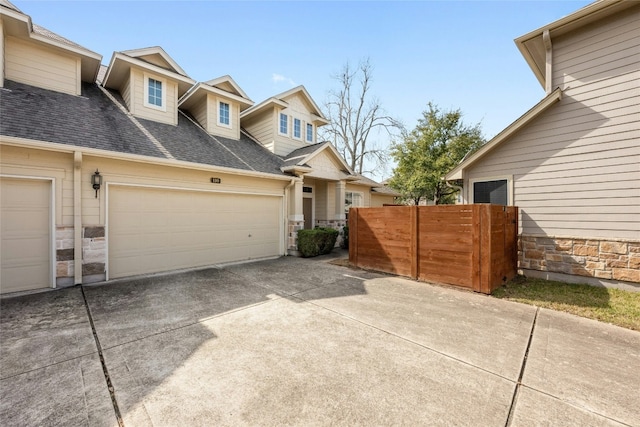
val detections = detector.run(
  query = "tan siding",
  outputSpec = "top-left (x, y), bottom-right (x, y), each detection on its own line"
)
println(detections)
top-left (306, 151), bottom-right (346, 181)
top-left (121, 75), bottom-right (132, 111)
top-left (346, 184), bottom-right (371, 207)
top-left (465, 8), bottom-right (640, 240)
top-left (206, 94), bottom-right (240, 140)
top-left (243, 110), bottom-right (274, 149)
top-left (191, 96), bottom-right (208, 130)
top-left (130, 69), bottom-right (178, 125)
top-left (274, 136), bottom-right (307, 157)
top-left (314, 181), bottom-right (328, 220)
top-left (5, 36), bottom-right (79, 95)
top-left (0, 145), bottom-right (71, 225)
top-left (371, 194), bottom-right (396, 207)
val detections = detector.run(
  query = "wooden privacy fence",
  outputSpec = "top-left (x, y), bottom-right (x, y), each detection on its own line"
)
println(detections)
top-left (349, 204), bottom-right (518, 294)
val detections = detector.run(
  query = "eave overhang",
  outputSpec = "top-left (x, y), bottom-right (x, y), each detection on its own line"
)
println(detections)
top-left (515, 0), bottom-right (634, 88)
top-left (102, 52), bottom-right (195, 97)
top-left (179, 82), bottom-right (254, 111)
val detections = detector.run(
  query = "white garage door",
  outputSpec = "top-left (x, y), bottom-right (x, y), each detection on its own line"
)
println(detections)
top-left (1, 177), bottom-right (52, 293)
top-left (108, 186), bottom-right (282, 279)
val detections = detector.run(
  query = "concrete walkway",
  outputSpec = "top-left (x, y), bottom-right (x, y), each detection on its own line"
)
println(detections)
top-left (1, 255), bottom-right (639, 426)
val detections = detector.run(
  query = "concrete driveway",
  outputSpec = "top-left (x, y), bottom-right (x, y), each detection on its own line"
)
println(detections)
top-left (1, 255), bottom-right (639, 426)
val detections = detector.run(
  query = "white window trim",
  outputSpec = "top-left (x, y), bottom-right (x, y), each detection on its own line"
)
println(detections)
top-left (306, 123), bottom-right (314, 143)
top-left (278, 112), bottom-right (289, 137)
top-left (293, 118), bottom-right (302, 140)
top-left (469, 175), bottom-right (513, 205)
top-left (143, 73), bottom-right (167, 112)
top-left (217, 99), bottom-right (232, 129)
top-left (345, 190), bottom-right (364, 213)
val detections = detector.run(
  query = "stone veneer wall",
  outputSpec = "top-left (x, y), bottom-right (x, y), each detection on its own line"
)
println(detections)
top-left (287, 219), bottom-right (305, 253)
top-left (315, 219), bottom-right (347, 247)
top-left (519, 235), bottom-right (640, 283)
top-left (55, 225), bottom-right (106, 286)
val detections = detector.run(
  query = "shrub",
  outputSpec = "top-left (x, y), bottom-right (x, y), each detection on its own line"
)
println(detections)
top-left (341, 225), bottom-right (349, 249)
top-left (297, 227), bottom-right (339, 257)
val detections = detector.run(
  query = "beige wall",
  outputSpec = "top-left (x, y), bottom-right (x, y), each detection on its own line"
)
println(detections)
top-left (1, 145), bottom-right (288, 227)
top-left (345, 184), bottom-right (372, 208)
top-left (5, 36), bottom-right (80, 95)
top-left (464, 7), bottom-right (640, 240)
top-left (243, 109), bottom-right (274, 150)
top-left (128, 68), bottom-right (178, 125)
top-left (307, 151), bottom-right (346, 181)
top-left (206, 93), bottom-right (240, 140)
top-left (371, 194), bottom-right (397, 207)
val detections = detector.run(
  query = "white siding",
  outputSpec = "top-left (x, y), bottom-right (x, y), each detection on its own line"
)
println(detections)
top-left (5, 36), bottom-right (80, 95)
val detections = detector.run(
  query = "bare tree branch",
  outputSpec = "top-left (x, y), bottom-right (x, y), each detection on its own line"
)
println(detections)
top-left (321, 58), bottom-right (404, 177)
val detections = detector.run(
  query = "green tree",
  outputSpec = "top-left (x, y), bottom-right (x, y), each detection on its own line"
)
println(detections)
top-left (390, 103), bottom-right (485, 205)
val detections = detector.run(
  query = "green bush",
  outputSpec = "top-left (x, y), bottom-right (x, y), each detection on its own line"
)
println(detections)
top-left (341, 225), bottom-right (349, 249)
top-left (297, 227), bottom-right (339, 257)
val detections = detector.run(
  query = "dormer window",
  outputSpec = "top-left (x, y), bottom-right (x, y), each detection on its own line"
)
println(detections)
top-left (218, 101), bottom-right (231, 127)
top-left (279, 113), bottom-right (288, 136)
top-left (306, 123), bottom-right (314, 143)
top-left (148, 78), bottom-right (162, 106)
top-left (293, 118), bottom-right (301, 139)
top-left (143, 73), bottom-right (167, 111)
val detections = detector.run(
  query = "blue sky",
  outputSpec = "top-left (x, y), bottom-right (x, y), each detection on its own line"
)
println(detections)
top-left (16, 0), bottom-right (591, 177)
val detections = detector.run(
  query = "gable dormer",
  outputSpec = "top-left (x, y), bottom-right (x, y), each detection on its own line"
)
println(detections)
top-left (0, 1), bottom-right (101, 94)
top-left (179, 75), bottom-right (253, 140)
top-left (241, 86), bottom-right (329, 157)
top-left (102, 46), bottom-right (195, 126)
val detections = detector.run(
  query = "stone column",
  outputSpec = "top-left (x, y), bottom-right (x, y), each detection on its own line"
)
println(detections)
top-left (288, 179), bottom-right (305, 254)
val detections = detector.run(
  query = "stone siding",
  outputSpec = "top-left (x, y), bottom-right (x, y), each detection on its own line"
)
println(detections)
top-left (55, 225), bottom-right (106, 286)
top-left (287, 220), bottom-right (305, 252)
top-left (519, 235), bottom-right (640, 283)
top-left (315, 219), bottom-right (347, 247)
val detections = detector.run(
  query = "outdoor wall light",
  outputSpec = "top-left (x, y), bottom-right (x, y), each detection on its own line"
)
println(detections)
top-left (92, 169), bottom-right (102, 198)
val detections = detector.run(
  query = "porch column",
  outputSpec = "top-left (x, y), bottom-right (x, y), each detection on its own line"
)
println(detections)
top-left (287, 179), bottom-right (305, 253)
top-left (335, 180), bottom-right (346, 220)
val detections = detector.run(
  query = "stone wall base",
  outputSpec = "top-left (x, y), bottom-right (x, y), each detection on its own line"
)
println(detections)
top-left (55, 225), bottom-right (106, 285)
top-left (315, 219), bottom-right (347, 248)
top-left (287, 220), bottom-right (305, 254)
top-left (519, 235), bottom-right (640, 285)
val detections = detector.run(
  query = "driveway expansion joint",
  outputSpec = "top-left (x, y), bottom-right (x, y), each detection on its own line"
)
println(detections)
top-left (505, 306), bottom-right (539, 427)
top-left (80, 285), bottom-right (125, 427)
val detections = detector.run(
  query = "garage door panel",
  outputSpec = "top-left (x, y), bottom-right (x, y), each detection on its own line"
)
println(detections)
top-left (1, 178), bottom-right (51, 293)
top-left (109, 187), bottom-right (281, 279)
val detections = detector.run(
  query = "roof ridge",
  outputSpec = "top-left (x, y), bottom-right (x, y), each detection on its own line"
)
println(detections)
top-left (97, 85), bottom-right (176, 160)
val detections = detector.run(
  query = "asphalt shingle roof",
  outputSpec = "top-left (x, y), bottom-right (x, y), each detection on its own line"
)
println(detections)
top-left (1, 80), bottom-right (288, 176)
top-left (0, 80), bottom-right (166, 158)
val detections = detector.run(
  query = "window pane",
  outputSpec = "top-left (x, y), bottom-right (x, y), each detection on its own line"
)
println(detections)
top-left (473, 180), bottom-right (507, 205)
top-left (294, 119), bottom-right (301, 138)
top-left (306, 124), bottom-right (313, 142)
top-left (219, 102), bottom-right (230, 125)
top-left (148, 78), bottom-right (162, 106)
top-left (280, 113), bottom-right (288, 134)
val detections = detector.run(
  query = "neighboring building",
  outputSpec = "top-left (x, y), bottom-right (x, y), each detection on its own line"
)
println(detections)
top-left (0, 1), bottom-right (390, 294)
top-left (446, 0), bottom-right (639, 286)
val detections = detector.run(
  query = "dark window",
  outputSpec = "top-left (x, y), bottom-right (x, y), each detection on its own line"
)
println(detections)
top-left (473, 179), bottom-right (508, 205)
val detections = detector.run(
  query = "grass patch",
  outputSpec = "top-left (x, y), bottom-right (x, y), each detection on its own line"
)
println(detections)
top-left (492, 276), bottom-right (640, 331)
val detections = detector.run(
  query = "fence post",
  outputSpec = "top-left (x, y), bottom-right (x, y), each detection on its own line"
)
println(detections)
top-left (411, 206), bottom-right (418, 279)
top-left (471, 205), bottom-right (481, 292)
top-left (349, 208), bottom-right (358, 266)
top-left (479, 205), bottom-right (493, 294)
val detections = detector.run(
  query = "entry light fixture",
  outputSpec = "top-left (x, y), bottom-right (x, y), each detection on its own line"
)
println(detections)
top-left (92, 169), bottom-right (102, 198)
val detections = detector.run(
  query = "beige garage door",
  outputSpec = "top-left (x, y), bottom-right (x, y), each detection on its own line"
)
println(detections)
top-left (108, 186), bottom-right (282, 279)
top-left (1, 177), bottom-right (52, 293)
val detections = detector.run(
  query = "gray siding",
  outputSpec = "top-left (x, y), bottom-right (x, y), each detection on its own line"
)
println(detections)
top-left (466, 6), bottom-right (640, 240)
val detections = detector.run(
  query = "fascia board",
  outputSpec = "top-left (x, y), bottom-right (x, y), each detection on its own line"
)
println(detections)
top-left (205, 75), bottom-right (252, 101)
top-left (445, 88), bottom-right (562, 181)
top-left (121, 46), bottom-right (189, 77)
top-left (300, 142), bottom-right (355, 175)
top-left (240, 98), bottom-right (288, 119)
top-left (0, 135), bottom-right (293, 182)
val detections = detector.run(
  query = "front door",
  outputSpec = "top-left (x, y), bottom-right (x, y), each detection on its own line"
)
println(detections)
top-left (303, 198), bottom-right (313, 229)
